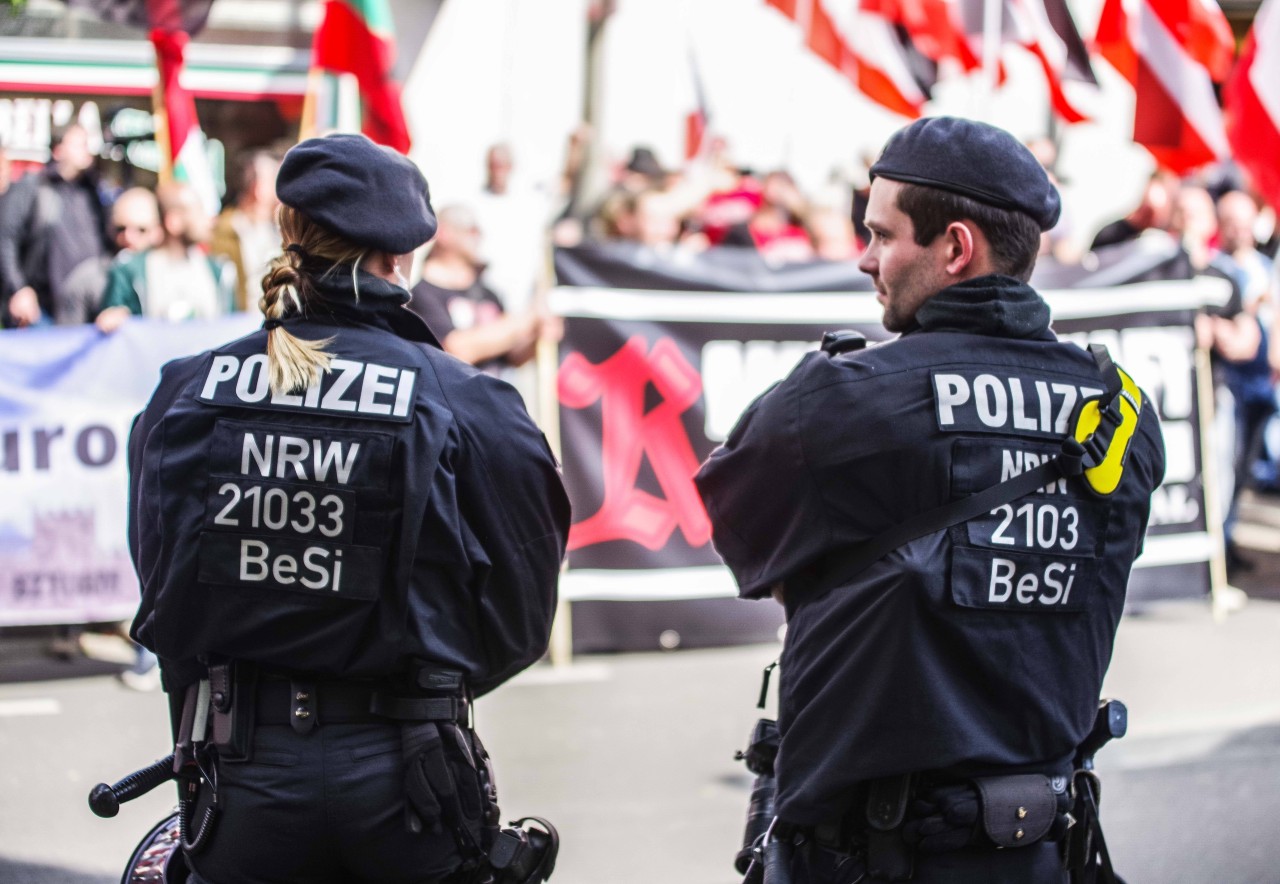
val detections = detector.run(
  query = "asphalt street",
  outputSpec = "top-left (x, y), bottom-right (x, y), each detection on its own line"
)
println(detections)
top-left (2, 498), bottom-right (1278, 884)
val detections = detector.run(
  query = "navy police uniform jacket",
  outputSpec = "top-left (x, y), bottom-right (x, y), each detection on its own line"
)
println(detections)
top-left (127, 268), bottom-right (570, 697)
top-left (695, 275), bottom-right (1165, 826)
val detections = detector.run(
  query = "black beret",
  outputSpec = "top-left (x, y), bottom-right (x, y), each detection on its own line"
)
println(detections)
top-left (276, 133), bottom-right (437, 254)
top-left (869, 117), bottom-right (1061, 231)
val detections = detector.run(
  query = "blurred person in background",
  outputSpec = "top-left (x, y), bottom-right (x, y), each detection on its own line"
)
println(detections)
top-left (615, 145), bottom-right (670, 195)
top-left (470, 139), bottom-right (583, 314)
top-left (585, 144), bottom-right (672, 241)
top-left (1171, 185), bottom-right (1228, 273)
top-left (408, 204), bottom-right (558, 371)
top-left (1211, 191), bottom-right (1276, 561)
top-left (211, 149), bottom-right (281, 312)
top-left (720, 169), bottom-right (815, 264)
top-left (90, 185), bottom-right (167, 686)
top-left (0, 123), bottom-right (112, 327)
top-left (807, 203), bottom-right (860, 261)
top-left (1090, 171), bottom-right (1179, 251)
top-left (56, 186), bottom-right (164, 326)
top-left (1218, 191), bottom-right (1274, 307)
top-left (95, 181), bottom-right (234, 332)
top-left (697, 165), bottom-right (764, 245)
top-left (1026, 137), bottom-right (1081, 265)
top-left (1175, 184), bottom-right (1267, 576)
top-left (111, 186), bottom-right (163, 256)
top-left (609, 188), bottom-right (684, 248)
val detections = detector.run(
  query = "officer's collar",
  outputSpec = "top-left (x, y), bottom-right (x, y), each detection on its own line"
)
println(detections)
top-left (287, 264), bottom-right (442, 348)
top-left (908, 274), bottom-right (1053, 340)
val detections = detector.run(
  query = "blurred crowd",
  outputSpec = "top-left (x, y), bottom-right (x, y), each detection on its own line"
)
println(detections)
top-left (2, 122), bottom-right (1278, 572)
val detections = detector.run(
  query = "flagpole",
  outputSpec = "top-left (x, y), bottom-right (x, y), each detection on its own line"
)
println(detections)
top-left (299, 67), bottom-right (325, 142)
top-left (570, 1), bottom-right (610, 221)
top-left (536, 266), bottom-right (572, 667)
top-left (151, 44), bottom-right (173, 185)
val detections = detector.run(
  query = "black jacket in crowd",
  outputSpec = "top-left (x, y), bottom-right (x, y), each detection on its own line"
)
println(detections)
top-left (696, 274), bottom-right (1166, 826)
top-left (127, 266), bottom-right (571, 697)
top-left (0, 164), bottom-right (111, 321)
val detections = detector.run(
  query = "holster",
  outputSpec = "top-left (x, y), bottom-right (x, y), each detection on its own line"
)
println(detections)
top-left (394, 665), bottom-right (495, 860)
top-left (172, 677), bottom-right (221, 855)
top-left (866, 774), bottom-right (915, 881)
top-left (208, 662), bottom-right (255, 762)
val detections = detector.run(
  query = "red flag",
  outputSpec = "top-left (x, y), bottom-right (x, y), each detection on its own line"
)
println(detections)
top-left (312, 0), bottom-right (411, 153)
top-left (766, 0), bottom-right (927, 117)
top-left (1224, 0), bottom-right (1280, 211)
top-left (1095, 0), bottom-right (1234, 173)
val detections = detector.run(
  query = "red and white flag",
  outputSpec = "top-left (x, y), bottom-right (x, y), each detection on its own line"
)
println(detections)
top-left (956, 0), bottom-right (1097, 123)
top-left (874, 0), bottom-right (982, 72)
top-left (1005, 0), bottom-right (1096, 122)
top-left (766, 0), bottom-right (928, 117)
top-left (1224, 0), bottom-right (1280, 211)
top-left (1094, 0), bottom-right (1235, 174)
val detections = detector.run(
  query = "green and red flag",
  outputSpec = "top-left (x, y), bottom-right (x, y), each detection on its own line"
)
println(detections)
top-left (311, 0), bottom-right (412, 153)
top-left (63, 0), bottom-right (220, 212)
top-left (150, 26), bottom-right (219, 215)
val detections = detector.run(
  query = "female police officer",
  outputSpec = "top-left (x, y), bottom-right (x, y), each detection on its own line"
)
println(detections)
top-left (125, 133), bottom-right (570, 883)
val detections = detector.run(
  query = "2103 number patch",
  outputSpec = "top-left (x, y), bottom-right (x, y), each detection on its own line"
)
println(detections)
top-left (965, 499), bottom-right (1098, 556)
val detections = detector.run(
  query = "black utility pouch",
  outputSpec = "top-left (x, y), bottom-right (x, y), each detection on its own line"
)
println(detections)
top-left (972, 774), bottom-right (1056, 848)
top-left (208, 663), bottom-right (255, 762)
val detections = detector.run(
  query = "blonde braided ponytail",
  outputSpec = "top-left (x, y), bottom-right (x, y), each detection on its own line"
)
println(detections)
top-left (258, 205), bottom-right (368, 396)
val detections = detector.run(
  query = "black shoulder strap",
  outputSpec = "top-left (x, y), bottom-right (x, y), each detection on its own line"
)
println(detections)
top-left (818, 346), bottom-right (1124, 585)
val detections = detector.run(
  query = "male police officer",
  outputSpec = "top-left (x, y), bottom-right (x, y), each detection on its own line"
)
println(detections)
top-left (696, 118), bottom-right (1165, 883)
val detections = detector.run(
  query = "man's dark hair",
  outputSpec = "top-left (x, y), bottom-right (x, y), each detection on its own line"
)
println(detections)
top-left (895, 182), bottom-right (1042, 282)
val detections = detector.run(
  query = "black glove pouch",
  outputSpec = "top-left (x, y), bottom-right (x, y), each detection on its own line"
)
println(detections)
top-left (402, 721), bottom-right (486, 853)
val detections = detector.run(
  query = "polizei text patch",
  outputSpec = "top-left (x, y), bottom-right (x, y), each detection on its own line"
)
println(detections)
top-left (198, 353), bottom-right (418, 423)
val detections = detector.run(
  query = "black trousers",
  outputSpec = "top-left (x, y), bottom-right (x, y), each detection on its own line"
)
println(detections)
top-left (793, 839), bottom-right (1070, 884)
top-left (185, 722), bottom-right (465, 884)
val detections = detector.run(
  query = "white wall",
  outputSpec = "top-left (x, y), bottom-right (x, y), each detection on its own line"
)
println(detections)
top-left (402, 0), bottom-right (588, 206)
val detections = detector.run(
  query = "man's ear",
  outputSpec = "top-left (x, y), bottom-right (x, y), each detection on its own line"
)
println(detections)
top-left (943, 220), bottom-right (977, 276)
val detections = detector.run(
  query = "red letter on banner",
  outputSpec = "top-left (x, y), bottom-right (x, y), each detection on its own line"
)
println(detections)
top-left (558, 335), bottom-right (712, 552)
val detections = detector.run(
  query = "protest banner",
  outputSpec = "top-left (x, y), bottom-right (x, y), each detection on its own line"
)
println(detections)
top-left (0, 315), bottom-right (258, 627)
top-left (552, 243), bottom-right (1229, 651)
